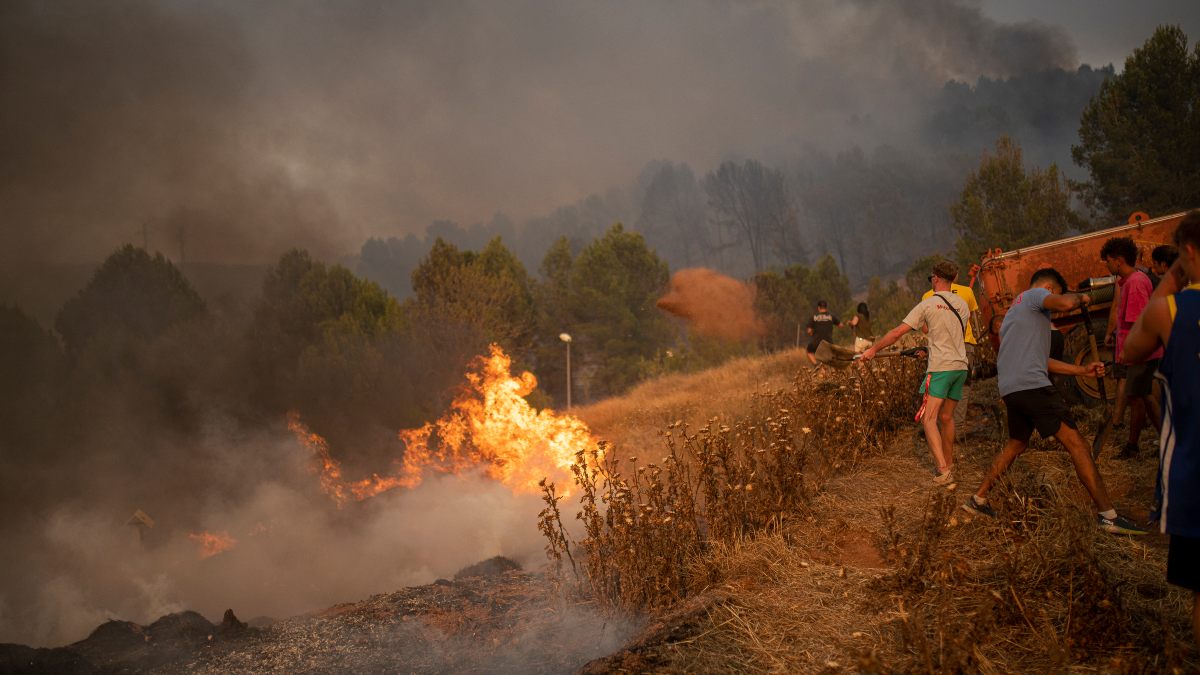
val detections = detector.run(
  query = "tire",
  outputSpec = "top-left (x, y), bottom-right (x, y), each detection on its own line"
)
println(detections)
top-left (1061, 319), bottom-right (1116, 405)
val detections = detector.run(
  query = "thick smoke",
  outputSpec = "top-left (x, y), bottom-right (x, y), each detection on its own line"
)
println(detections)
top-left (0, 422), bottom-right (555, 647)
top-left (657, 268), bottom-right (765, 342)
top-left (1, 0), bottom-right (1078, 265)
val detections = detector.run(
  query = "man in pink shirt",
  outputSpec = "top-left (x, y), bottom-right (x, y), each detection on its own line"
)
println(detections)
top-left (1101, 236), bottom-right (1162, 459)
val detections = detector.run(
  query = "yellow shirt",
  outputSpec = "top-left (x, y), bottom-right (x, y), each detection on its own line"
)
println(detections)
top-left (922, 283), bottom-right (979, 344)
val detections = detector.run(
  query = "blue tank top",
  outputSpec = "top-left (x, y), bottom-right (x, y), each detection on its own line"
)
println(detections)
top-left (1155, 285), bottom-right (1200, 537)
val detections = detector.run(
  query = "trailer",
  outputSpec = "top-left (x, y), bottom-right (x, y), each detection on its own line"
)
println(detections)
top-left (974, 210), bottom-right (1188, 401)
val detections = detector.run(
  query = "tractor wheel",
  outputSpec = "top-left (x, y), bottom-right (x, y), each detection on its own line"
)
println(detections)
top-left (1061, 319), bottom-right (1117, 405)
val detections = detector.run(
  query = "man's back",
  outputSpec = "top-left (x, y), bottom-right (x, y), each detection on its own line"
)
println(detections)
top-left (922, 283), bottom-right (979, 344)
top-left (809, 311), bottom-right (838, 342)
top-left (902, 293), bottom-right (969, 372)
top-left (997, 287), bottom-right (1054, 397)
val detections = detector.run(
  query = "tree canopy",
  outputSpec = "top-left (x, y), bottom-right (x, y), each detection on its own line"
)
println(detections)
top-left (704, 159), bottom-right (801, 273)
top-left (409, 236), bottom-right (535, 357)
top-left (951, 136), bottom-right (1081, 265)
top-left (1072, 25), bottom-right (1200, 220)
top-left (566, 224), bottom-right (673, 398)
top-left (55, 245), bottom-right (205, 363)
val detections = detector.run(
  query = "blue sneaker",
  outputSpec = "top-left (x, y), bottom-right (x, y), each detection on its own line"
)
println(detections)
top-left (1097, 513), bottom-right (1149, 535)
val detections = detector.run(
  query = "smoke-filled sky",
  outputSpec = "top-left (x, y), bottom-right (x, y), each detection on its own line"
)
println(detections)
top-left (2, 0), bottom-right (1198, 264)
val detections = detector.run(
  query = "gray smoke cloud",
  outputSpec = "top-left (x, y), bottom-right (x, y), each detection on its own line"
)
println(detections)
top-left (0, 421), bottom-right (557, 647)
top-left (0, 0), bottom-right (1077, 265)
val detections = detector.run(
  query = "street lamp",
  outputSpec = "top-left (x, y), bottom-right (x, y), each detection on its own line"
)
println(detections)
top-left (559, 333), bottom-right (572, 409)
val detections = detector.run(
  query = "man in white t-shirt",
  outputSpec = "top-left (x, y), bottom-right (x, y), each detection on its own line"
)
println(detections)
top-left (862, 260), bottom-right (969, 484)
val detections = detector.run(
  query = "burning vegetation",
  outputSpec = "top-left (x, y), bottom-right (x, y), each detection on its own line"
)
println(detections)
top-left (187, 531), bottom-right (237, 560)
top-left (289, 344), bottom-right (597, 506)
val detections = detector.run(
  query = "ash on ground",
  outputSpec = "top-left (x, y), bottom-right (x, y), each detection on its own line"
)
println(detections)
top-left (0, 558), bottom-right (640, 674)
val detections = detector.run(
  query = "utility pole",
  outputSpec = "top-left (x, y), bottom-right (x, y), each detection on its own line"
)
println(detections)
top-left (559, 333), bottom-right (572, 409)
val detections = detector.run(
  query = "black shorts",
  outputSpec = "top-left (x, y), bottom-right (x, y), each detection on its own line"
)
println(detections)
top-left (1125, 359), bottom-right (1160, 398)
top-left (806, 340), bottom-right (822, 354)
top-left (1001, 386), bottom-right (1077, 443)
top-left (1168, 535), bottom-right (1200, 592)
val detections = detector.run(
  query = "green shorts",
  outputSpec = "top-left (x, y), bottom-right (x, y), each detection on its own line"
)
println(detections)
top-left (919, 370), bottom-right (968, 401)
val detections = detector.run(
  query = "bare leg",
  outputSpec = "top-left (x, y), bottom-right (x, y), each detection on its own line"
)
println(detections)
top-left (939, 398), bottom-right (959, 470)
top-left (920, 396), bottom-right (950, 473)
top-left (1146, 393), bottom-right (1162, 433)
top-left (1054, 424), bottom-right (1114, 512)
top-left (805, 350), bottom-right (817, 365)
top-left (1112, 378), bottom-right (1128, 426)
top-left (976, 438), bottom-right (1027, 499)
top-left (1128, 396), bottom-right (1147, 446)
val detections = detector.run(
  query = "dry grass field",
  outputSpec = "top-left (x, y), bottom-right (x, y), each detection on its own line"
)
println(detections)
top-left (548, 349), bottom-right (1197, 673)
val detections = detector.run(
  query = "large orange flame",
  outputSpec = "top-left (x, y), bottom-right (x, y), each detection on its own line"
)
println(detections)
top-left (188, 531), bottom-right (237, 559)
top-left (288, 344), bottom-right (596, 506)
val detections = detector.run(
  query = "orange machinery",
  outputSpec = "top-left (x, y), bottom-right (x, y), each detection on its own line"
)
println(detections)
top-left (973, 210), bottom-right (1188, 400)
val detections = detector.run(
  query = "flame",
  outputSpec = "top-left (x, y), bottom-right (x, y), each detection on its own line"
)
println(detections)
top-left (188, 531), bottom-right (237, 559)
top-left (288, 344), bottom-right (597, 506)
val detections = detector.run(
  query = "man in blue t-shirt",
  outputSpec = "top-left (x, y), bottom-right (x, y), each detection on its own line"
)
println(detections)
top-left (962, 267), bottom-right (1147, 535)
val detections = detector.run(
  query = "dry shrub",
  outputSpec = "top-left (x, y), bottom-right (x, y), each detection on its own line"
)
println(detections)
top-left (868, 464), bottom-right (1196, 673)
top-left (539, 357), bottom-right (925, 612)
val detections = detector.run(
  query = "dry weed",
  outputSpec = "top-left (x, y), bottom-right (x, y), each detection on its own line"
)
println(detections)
top-left (540, 356), bottom-right (924, 612)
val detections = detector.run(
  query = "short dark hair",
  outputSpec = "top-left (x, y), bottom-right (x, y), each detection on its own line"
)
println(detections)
top-left (930, 260), bottom-right (959, 282)
top-left (1100, 236), bottom-right (1138, 265)
top-left (1175, 210), bottom-right (1200, 252)
top-left (856, 302), bottom-right (869, 317)
top-left (816, 299), bottom-right (827, 308)
top-left (1030, 267), bottom-right (1068, 293)
top-left (1152, 244), bottom-right (1178, 267)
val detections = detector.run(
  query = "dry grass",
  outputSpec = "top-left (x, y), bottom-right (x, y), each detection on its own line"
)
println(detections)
top-left (540, 352), bottom-right (924, 608)
top-left (572, 348), bottom-right (812, 456)
top-left (542, 352), bottom-right (1198, 673)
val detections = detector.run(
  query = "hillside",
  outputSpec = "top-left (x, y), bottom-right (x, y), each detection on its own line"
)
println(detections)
top-left (2, 349), bottom-right (1195, 673)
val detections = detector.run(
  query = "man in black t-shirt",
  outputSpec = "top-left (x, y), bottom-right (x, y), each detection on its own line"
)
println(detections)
top-left (805, 300), bottom-right (842, 365)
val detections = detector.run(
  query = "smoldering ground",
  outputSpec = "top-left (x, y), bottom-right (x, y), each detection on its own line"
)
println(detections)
top-left (1, 0), bottom-right (1082, 265)
top-left (0, 420), bottom-right (564, 648)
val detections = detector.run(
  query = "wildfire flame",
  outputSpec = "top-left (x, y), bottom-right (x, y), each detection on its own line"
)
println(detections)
top-left (288, 344), bottom-right (597, 507)
top-left (188, 531), bottom-right (237, 559)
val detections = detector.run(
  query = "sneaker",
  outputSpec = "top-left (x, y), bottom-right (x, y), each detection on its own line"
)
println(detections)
top-left (1097, 513), bottom-right (1149, 535)
top-left (961, 496), bottom-right (996, 518)
top-left (933, 469), bottom-right (954, 486)
top-left (1116, 443), bottom-right (1140, 460)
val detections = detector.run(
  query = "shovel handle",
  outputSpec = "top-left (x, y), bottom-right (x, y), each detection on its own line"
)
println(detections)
top-left (1079, 303), bottom-right (1114, 461)
top-left (1080, 309), bottom-right (1108, 401)
top-left (852, 346), bottom-right (926, 360)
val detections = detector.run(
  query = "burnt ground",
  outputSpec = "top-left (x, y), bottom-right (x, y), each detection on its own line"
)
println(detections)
top-left (0, 559), bottom-right (640, 675)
